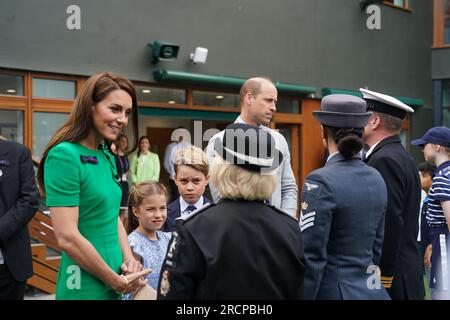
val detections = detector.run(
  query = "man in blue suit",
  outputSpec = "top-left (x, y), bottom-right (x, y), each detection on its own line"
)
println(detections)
top-left (163, 145), bottom-right (212, 232)
top-left (0, 138), bottom-right (39, 300)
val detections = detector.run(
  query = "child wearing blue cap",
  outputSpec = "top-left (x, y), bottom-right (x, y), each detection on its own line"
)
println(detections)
top-left (412, 126), bottom-right (450, 300)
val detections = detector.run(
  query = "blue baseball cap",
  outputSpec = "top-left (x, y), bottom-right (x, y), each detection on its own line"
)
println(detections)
top-left (411, 126), bottom-right (450, 148)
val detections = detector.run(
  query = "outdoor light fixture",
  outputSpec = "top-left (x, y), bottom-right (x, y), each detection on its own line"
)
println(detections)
top-left (359, 0), bottom-right (383, 10)
top-left (149, 40), bottom-right (180, 64)
top-left (190, 47), bottom-right (208, 64)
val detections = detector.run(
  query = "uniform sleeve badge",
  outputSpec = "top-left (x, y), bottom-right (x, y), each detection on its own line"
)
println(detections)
top-left (165, 231), bottom-right (179, 267)
top-left (159, 269), bottom-right (171, 297)
top-left (304, 182), bottom-right (319, 192)
top-left (301, 202), bottom-right (309, 210)
top-left (303, 180), bottom-right (322, 197)
top-left (300, 211), bottom-right (316, 232)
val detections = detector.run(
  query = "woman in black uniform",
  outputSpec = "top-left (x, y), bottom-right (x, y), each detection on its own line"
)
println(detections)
top-left (157, 123), bottom-right (305, 300)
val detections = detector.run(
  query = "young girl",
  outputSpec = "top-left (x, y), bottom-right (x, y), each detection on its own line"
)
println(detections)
top-left (125, 181), bottom-right (172, 294)
top-left (130, 136), bottom-right (160, 184)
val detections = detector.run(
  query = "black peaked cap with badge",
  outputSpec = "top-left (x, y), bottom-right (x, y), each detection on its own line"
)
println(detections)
top-left (214, 123), bottom-right (283, 173)
top-left (360, 88), bottom-right (414, 120)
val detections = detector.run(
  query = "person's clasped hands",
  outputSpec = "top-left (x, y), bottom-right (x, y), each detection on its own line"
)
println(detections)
top-left (114, 258), bottom-right (152, 294)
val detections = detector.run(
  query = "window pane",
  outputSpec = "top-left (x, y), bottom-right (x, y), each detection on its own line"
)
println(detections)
top-left (385, 0), bottom-right (406, 7)
top-left (33, 112), bottom-right (69, 158)
top-left (443, 108), bottom-right (450, 127)
top-left (443, 81), bottom-right (450, 127)
top-left (399, 130), bottom-right (409, 149)
top-left (33, 78), bottom-right (76, 99)
top-left (0, 74), bottom-right (24, 96)
top-left (136, 86), bottom-right (186, 104)
top-left (277, 98), bottom-right (300, 114)
top-left (0, 110), bottom-right (24, 143)
top-left (193, 91), bottom-right (239, 107)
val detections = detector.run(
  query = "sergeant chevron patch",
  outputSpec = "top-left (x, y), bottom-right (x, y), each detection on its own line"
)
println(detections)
top-left (300, 211), bottom-right (316, 232)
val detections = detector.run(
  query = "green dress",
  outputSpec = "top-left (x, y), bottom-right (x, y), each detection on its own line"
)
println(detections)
top-left (44, 142), bottom-right (122, 300)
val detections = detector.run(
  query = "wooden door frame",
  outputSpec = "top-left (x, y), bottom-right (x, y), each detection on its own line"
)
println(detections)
top-left (272, 98), bottom-right (323, 190)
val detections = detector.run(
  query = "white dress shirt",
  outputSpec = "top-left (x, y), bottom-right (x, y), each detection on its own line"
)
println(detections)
top-left (364, 141), bottom-right (381, 160)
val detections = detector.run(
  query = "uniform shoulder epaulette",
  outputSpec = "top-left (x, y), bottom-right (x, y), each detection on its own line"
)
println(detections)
top-left (176, 202), bottom-right (215, 223)
top-left (268, 205), bottom-right (297, 221)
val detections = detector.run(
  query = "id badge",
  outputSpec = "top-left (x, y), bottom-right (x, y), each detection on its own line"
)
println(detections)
top-left (122, 174), bottom-right (128, 181)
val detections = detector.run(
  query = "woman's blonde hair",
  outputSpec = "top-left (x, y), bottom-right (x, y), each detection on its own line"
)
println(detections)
top-left (210, 156), bottom-right (277, 201)
top-left (174, 145), bottom-right (209, 177)
top-left (126, 181), bottom-right (169, 234)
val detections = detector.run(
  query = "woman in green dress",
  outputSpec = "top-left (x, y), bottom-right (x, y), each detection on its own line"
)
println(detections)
top-left (37, 72), bottom-right (150, 300)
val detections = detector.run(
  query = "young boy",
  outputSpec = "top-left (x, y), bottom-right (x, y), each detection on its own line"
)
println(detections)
top-left (163, 145), bottom-right (212, 232)
top-left (417, 162), bottom-right (436, 295)
top-left (412, 126), bottom-right (450, 300)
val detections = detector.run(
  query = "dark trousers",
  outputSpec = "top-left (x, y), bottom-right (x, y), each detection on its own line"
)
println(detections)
top-left (429, 226), bottom-right (450, 291)
top-left (0, 264), bottom-right (26, 300)
top-left (168, 179), bottom-right (180, 203)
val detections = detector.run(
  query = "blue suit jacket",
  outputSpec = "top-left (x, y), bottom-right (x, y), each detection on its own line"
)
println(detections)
top-left (163, 196), bottom-right (213, 232)
top-left (301, 153), bottom-right (390, 300)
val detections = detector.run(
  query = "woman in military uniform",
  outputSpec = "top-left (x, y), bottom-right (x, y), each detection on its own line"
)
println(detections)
top-left (157, 123), bottom-right (305, 300)
top-left (37, 72), bottom-right (150, 299)
top-left (301, 94), bottom-right (390, 300)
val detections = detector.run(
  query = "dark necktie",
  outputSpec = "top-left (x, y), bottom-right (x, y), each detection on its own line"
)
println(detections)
top-left (185, 205), bottom-right (197, 214)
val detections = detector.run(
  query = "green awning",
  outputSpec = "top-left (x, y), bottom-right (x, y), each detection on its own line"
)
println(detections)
top-left (321, 87), bottom-right (424, 107)
top-left (139, 107), bottom-right (239, 121)
top-left (153, 69), bottom-right (316, 96)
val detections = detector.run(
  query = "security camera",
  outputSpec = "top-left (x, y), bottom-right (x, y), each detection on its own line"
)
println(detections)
top-left (149, 40), bottom-right (180, 64)
top-left (190, 47), bottom-right (208, 64)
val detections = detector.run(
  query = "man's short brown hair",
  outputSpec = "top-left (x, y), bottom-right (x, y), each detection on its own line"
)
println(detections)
top-left (239, 77), bottom-right (273, 106)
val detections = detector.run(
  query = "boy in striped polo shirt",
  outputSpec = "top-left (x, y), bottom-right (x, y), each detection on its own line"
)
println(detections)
top-left (412, 126), bottom-right (450, 300)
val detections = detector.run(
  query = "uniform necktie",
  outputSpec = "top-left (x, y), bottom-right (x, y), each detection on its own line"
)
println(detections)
top-left (185, 205), bottom-right (197, 214)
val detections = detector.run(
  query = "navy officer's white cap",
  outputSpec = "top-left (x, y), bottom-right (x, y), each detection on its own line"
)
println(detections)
top-left (359, 88), bottom-right (414, 120)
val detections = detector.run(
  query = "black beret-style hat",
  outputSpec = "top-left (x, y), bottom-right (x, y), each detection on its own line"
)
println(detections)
top-left (213, 123), bottom-right (283, 173)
